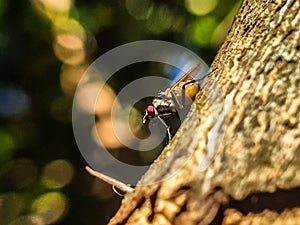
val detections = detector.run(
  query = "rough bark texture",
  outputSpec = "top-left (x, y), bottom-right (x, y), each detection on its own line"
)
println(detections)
top-left (109, 0), bottom-right (300, 224)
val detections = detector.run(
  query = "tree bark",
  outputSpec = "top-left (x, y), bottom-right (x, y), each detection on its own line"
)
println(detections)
top-left (109, 0), bottom-right (300, 224)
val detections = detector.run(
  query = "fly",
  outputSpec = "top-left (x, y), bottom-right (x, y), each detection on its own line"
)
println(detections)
top-left (86, 65), bottom-right (215, 196)
top-left (143, 64), bottom-right (214, 142)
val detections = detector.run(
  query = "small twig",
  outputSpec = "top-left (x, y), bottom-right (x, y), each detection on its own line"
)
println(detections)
top-left (85, 166), bottom-right (134, 194)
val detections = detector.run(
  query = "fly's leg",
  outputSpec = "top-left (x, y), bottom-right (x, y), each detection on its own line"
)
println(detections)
top-left (157, 116), bottom-right (172, 142)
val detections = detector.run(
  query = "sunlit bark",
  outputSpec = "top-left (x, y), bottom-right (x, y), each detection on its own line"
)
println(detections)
top-left (109, 0), bottom-right (300, 224)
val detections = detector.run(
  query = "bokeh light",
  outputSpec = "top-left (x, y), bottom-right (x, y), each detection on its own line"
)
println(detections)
top-left (60, 64), bottom-right (87, 95)
top-left (0, 129), bottom-right (16, 164)
top-left (146, 5), bottom-right (173, 34)
top-left (74, 82), bottom-right (117, 115)
top-left (211, 0), bottom-right (242, 46)
top-left (32, 0), bottom-right (72, 13)
top-left (126, 0), bottom-right (153, 20)
top-left (41, 159), bottom-right (74, 189)
top-left (95, 85), bottom-right (119, 117)
top-left (185, 0), bottom-right (218, 15)
top-left (53, 33), bottom-right (85, 65)
top-left (8, 214), bottom-right (44, 225)
top-left (31, 192), bottom-right (69, 224)
top-left (190, 16), bottom-right (218, 47)
top-left (8, 158), bottom-right (38, 189)
top-left (53, 21), bottom-right (86, 65)
top-left (77, 4), bottom-right (113, 33)
top-left (0, 193), bottom-right (26, 225)
top-left (31, 0), bottom-right (72, 21)
top-left (93, 118), bottom-right (125, 149)
top-left (0, 86), bottom-right (30, 118)
top-left (94, 104), bottom-right (141, 149)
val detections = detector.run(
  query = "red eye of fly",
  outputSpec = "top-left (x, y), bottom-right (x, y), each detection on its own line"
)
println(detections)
top-left (146, 105), bottom-right (156, 117)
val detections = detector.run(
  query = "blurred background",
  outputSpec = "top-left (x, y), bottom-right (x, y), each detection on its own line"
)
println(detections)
top-left (0, 0), bottom-right (241, 224)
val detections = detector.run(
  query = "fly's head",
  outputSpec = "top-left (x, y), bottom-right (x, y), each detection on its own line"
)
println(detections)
top-left (142, 104), bottom-right (158, 124)
top-left (143, 96), bottom-right (177, 124)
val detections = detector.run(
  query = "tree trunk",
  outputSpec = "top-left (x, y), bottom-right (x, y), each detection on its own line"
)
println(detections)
top-left (109, 0), bottom-right (300, 224)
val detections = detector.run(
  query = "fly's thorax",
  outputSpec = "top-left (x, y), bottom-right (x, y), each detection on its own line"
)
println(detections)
top-left (152, 97), bottom-right (176, 114)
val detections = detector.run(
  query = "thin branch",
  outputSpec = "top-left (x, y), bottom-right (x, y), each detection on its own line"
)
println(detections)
top-left (85, 166), bottom-right (134, 194)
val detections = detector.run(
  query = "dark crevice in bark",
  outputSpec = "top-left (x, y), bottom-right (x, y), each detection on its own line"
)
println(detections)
top-left (209, 203), bottom-right (228, 225)
top-left (168, 184), bottom-right (192, 200)
top-left (228, 188), bottom-right (300, 215)
top-left (148, 189), bottom-right (159, 222)
top-left (175, 201), bottom-right (187, 218)
top-left (210, 188), bottom-right (300, 224)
